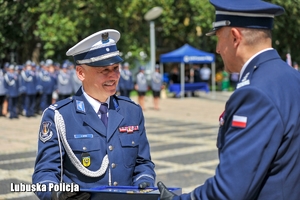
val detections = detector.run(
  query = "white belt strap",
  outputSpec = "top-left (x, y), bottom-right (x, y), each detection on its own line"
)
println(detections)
top-left (54, 110), bottom-right (109, 177)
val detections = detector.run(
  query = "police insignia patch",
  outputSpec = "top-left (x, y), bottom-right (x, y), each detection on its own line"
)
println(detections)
top-left (76, 100), bottom-right (86, 112)
top-left (82, 152), bottom-right (91, 167)
top-left (39, 121), bottom-right (53, 143)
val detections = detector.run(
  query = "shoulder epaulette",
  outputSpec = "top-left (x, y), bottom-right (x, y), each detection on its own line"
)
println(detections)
top-left (114, 95), bottom-right (138, 106)
top-left (48, 97), bottom-right (73, 110)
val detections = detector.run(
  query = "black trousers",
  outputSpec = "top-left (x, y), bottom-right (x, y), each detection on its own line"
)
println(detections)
top-left (0, 95), bottom-right (5, 115)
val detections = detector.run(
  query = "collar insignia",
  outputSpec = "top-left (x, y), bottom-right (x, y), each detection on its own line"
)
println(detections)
top-left (76, 100), bottom-right (85, 112)
top-left (241, 72), bottom-right (250, 82)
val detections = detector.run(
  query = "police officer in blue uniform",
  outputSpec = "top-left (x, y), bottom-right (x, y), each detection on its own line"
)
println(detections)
top-left (135, 66), bottom-right (148, 110)
top-left (118, 62), bottom-right (134, 97)
top-left (17, 64), bottom-right (26, 115)
top-left (151, 65), bottom-right (163, 110)
top-left (4, 64), bottom-right (19, 119)
top-left (56, 62), bottom-right (73, 101)
top-left (158, 0), bottom-right (300, 199)
top-left (68, 60), bottom-right (82, 95)
top-left (38, 59), bottom-right (57, 112)
top-left (32, 29), bottom-right (155, 200)
top-left (21, 60), bottom-right (38, 117)
top-left (0, 67), bottom-right (7, 116)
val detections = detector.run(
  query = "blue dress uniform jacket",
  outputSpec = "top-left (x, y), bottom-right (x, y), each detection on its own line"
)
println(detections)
top-left (39, 69), bottom-right (56, 95)
top-left (176, 49), bottom-right (300, 200)
top-left (119, 70), bottom-right (134, 90)
top-left (4, 71), bottom-right (19, 118)
top-left (21, 69), bottom-right (37, 95)
top-left (4, 71), bottom-right (19, 97)
top-left (57, 70), bottom-right (73, 95)
top-left (70, 70), bottom-right (82, 94)
top-left (32, 88), bottom-right (155, 200)
top-left (151, 71), bottom-right (163, 92)
top-left (136, 72), bottom-right (148, 92)
top-left (0, 70), bottom-right (7, 96)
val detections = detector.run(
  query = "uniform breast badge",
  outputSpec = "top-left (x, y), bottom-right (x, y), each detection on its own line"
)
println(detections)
top-left (39, 121), bottom-right (53, 143)
top-left (81, 152), bottom-right (91, 167)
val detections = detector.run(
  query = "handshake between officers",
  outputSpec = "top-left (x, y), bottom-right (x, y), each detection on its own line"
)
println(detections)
top-left (32, 29), bottom-right (155, 200)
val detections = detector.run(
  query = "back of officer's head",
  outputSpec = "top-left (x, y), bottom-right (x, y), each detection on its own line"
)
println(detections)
top-left (206, 0), bottom-right (285, 37)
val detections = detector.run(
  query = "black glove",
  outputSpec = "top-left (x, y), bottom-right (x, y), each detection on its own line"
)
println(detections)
top-left (157, 181), bottom-right (177, 200)
top-left (138, 181), bottom-right (151, 189)
top-left (51, 191), bottom-right (91, 200)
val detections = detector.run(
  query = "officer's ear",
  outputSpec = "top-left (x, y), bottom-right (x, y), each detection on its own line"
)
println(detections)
top-left (231, 27), bottom-right (242, 48)
top-left (76, 65), bottom-right (85, 81)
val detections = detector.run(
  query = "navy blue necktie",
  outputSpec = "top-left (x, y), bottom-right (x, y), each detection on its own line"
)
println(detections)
top-left (99, 103), bottom-right (108, 127)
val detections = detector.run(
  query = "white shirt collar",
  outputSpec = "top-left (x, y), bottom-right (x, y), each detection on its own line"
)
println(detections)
top-left (81, 87), bottom-right (110, 113)
top-left (239, 48), bottom-right (273, 80)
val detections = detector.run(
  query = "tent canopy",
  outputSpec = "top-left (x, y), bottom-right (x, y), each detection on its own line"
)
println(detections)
top-left (159, 43), bottom-right (216, 99)
top-left (160, 43), bottom-right (215, 63)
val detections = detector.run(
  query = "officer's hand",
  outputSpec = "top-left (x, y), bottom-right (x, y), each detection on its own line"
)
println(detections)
top-left (157, 181), bottom-right (177, 200)
top-left (138, 181), bottom-right (150, 189)
top-left (51, 191), bottom-right (91, 200)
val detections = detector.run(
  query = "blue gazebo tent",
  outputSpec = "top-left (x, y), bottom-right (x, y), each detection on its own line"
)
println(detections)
top-left (160, 44), bottom-right (216, 98)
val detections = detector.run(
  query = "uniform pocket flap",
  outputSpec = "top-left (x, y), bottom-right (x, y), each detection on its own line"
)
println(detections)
top-left (67, 137), bottom-right (101, 152)
top-left (119, 134), bottom-right (139, 147)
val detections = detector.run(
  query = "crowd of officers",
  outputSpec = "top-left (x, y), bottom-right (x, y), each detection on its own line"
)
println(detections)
top-left (0, 59), bottom-right (81, 119)
top-left (0, 60), bottom-right (164, 119)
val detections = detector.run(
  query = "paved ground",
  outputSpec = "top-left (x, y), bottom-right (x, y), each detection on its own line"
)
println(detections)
top-left (0, 91), bottom-right (232, 199)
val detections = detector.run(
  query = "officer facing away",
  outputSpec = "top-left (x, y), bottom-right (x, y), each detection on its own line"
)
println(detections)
top-left (32, 29), bottom-right (155, 200)
top-left (158, 0), bottom-right (300, 199)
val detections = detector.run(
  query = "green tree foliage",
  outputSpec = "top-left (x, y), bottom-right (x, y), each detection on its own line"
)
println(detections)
top-left (0, 0), bottom-right (299, 67)
top-left (270, 0), bottom-right (300, 63)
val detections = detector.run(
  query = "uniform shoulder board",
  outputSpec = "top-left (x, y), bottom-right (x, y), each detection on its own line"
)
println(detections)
top-left (48, 97), bottom-right (73, 110)
top-left (115, 95), bottom-right (138, 106)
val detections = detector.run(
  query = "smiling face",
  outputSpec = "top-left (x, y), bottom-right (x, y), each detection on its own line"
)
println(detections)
top-left (76, 63), bottom-right (120, 102)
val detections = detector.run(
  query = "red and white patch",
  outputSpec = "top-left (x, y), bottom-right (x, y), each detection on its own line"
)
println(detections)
top-left (219, 111), bottom-right (225, 126)
top-left (232, 115), bottom-right (247, 128)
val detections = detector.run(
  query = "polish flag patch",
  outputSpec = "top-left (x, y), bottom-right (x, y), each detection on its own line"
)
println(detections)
top-left (232, 115), bottom-right (247, 128)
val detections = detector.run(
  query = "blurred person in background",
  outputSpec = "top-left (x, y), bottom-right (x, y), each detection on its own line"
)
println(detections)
top-left (200, 64), bottom-right (211, 85)
top-left (193, 64), bottom-right (201, 83)
top-left (135, 66), bottom-right (148, 111)
top-left (151, 65), bottom-right (163, 110)
top-left (57, 62), bottom-right (73, 101)
top-left (169, 66), bottom-right (180, 84)
top-left (118, 62), bottom-right (134, 97)
top-left (69, 61), bottom-right (82, 95)
top-left (4, 64), bottom-right (19, 119)
top-left (16, 64), bottom-right (26, 116)
top-left (0, 67), bottom-right (7, 117)
top-left (39, 59), bottom-right (57, 112)
top-left (21, 60), bottom-right (38, 117)
top-left (50, 62), bottom-right (59, 104)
